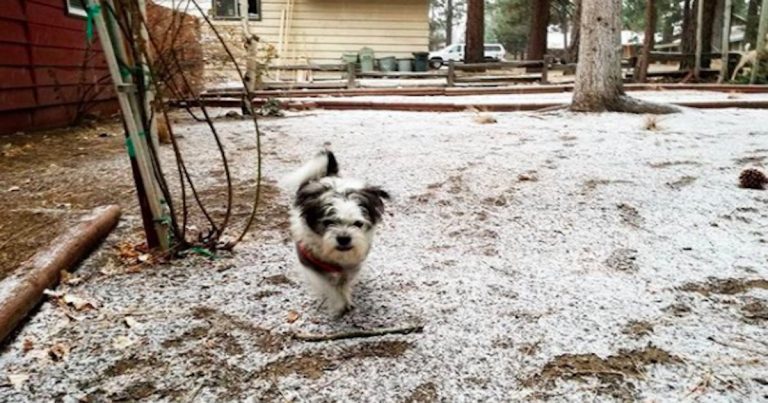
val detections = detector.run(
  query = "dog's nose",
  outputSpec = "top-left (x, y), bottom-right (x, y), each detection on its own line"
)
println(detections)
top-left (336, 235), bottom-right (351, 246)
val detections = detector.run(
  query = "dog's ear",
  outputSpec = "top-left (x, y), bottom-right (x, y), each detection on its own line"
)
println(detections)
top-left (355, 186), bottom-right (390, 225)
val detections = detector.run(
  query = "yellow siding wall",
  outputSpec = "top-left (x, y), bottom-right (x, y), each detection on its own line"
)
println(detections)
top-left (208, 0), bottom-right (429, 66)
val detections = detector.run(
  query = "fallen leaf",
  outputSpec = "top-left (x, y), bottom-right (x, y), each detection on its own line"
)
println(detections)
top-left (113, 336), bottom-right (135, 349)
top-left (8, 186), bottom-right (20, 192)
top-left (7, 374), bottom-right (29, 391)
top-left (62, 294), bottom-right (99, 311)
top-left (49, 343), bottom-right (70, 361)
top-left (473, 113), bottom-right (497, 124)
top-left (124, 317), bottom-right (139, 328)
top-left (22, 339), bottom-right (34, 353)
top-left (43, 289), bottom-right (64, 299)
top-left (287, 310), bottom-right (300, 323)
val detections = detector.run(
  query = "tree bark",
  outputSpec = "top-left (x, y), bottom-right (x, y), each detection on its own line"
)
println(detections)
top-left (527, 0), bottom-right (550, 61)
top-left (751, 0), bottom-right (768, 83)
top-left (446, 0), bottom-right (454, 45)
top-left (635, 0), bottom-right (657, 83)
top-left (566, 0), bottom-right (582, 63)
top-left (464, 0), bottom-right (485, 63)
top-left (746, 0), bottom-right (760, 47)
top-left (700, 0), bottom-right (719, 68)
top-left (681, 0), bottom-right (696, 69)
top-left (571, 0), bottom-right (678, 113)
top-left (719, 0), bottom-right (733, 82)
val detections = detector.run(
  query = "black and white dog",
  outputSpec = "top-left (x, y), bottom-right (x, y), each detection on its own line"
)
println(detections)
top-left (285, 149), bottom-right (389, 316)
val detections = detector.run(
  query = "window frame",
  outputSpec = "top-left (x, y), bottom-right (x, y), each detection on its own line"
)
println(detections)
top-left (66, 0), bottom-right (88, 18)
top-left (212, 0), bottom-right (261, 21)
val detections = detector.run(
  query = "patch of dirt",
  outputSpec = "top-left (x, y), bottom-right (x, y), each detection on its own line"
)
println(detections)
top-left (404, 382), bottom-right (438, 403)
top-left (110, 381), bottom-right (158, 401)
top-left (105, 356), bottom-right (163, 377)
top-left (734, 155), bottom-right (766, 166)
top-left (666, 176), bottom-right (697, 190)
top-left (617, 203), bottom-right (644, 227)
top-left (648, 160), bottom-right (702, 169)
top-left (605, 248), bottom-right (639, 272)
top-left (679, 278), bottom-right (768, 296)
top-left (340, 340), bottom-right (412, 359)
top-left (741, 300), bottom-right (768, 322)
top-left (621, 320), bottom-right (654, 338)
top-left (528, 345), bottom-right (680, 401)
top-left (0, 122), bottom-right (130, 279)
top-left (262, 274), bottom-right (295, 287)
top-left (190, 306), bottom-right (286, 353)
top-left (663, 303), bottom-right (692, 317)
top-left (582, 179), bottom-right (633, 192)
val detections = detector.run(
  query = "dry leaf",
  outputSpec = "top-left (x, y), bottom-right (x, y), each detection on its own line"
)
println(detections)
top-left (8, 186), bottom-right (21, 192)
top-left (473, 113), bottom-right (497, 124)
top-left (7, 374), bottom-right (29, 391)
top-left (49, 343), bottom-right (70, 361)
top-left (22, 339), bottom-right (34, 353)
top-left (287, 310), bottom-right (300, 323)
top-left (113, 336), bottom-right (135, 349)
top-left (43, 289), bottom-right (64, 299)
top-left (124, 317), bottom-right (139, 328)
top-left (62, 294), bottom-right (99, 311)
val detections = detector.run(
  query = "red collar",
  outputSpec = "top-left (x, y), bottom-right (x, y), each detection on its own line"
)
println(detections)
top-left (296, 243), bottom-right (344, 274)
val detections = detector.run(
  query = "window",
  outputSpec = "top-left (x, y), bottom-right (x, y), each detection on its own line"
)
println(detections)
top-left (66, 0), bottom-right (87, 18)
top-left (484, 45), bottom-right (502, 52)
top-left (448, 45), bottom-right (463, 53)
top-left (213, 0), bottom-right (260, 20)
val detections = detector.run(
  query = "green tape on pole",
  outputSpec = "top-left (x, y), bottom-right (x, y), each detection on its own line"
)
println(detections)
top-left (86, 4), bottom-right (102, 42)
top-left (125, 137), bottom-right (136, 158)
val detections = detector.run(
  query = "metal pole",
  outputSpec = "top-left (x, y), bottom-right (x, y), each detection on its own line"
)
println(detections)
top-left (719, 0), bottom-right (733, 83)
top-left (694, 0), bottom-right (704, 79)
top-left (750, 0), bottom-right (768, 83)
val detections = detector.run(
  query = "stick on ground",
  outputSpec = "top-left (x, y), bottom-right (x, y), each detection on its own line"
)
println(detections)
top-left (293, 324), bottom-right (424, 342)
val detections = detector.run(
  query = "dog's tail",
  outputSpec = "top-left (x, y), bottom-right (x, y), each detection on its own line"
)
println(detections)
top-left (282, 148), bottom-right (339, 191)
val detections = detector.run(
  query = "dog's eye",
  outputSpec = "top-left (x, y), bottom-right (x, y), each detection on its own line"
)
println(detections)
top-left (353, 221), bottom-right (365, 228)
top-left (322, 220), bottom-right (334, 227)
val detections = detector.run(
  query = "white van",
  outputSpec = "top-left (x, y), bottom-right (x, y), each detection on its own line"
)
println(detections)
top-left (428, 43), bottom-right (507, 68)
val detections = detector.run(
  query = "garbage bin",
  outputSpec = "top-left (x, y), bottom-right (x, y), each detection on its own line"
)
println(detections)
top-left (397, 58), bottom-right (413, 72)
top-left (378, 56), bottom-right (397, 72)
top-left (359, 47), bottom-right (375, 72)
top-left (412, 52), bottom-right (429, 72)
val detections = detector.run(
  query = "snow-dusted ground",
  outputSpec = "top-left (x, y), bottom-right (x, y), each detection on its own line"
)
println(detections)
top-left (1, 107), bottom-right (767, 402)
top-left (280, 90), bottom-right (768, 106)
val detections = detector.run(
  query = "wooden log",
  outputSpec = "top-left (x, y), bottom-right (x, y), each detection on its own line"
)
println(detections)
top-left (0, 205), bottom-right (121, 343)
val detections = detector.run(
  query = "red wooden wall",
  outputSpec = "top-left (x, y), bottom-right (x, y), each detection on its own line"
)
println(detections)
top-left (0, 0), bottom-right (117, 135)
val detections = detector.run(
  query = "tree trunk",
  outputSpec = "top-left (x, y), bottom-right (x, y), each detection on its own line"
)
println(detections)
top-left (446, 0), bottom-right (454, 45)
top-left (635, 0), bottom-right (657, 83)
top-left (571, 0), bottom-right (678, 113)
top-left (746, 0), bottom-right (760, 48)
top-left (681, 0), bottom-right (696, 69)
top-left (567, 0), bottom-right (582, 63)
top-left (751, 0), bottom-right (768, 83)
top-left (465, 0), bottom-right (484, 63)
top-left (712, 0), bottom-right (725, 51)
top-left (527, 0), bottom-right (550, 61)
top-left (719, 0), bottom-right (733, 82)
top-left (700, 0), bottom-right (718, 68)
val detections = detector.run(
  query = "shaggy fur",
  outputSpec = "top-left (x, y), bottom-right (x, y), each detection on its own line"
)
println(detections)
top-left (285, 149), bottom-right (389, 316)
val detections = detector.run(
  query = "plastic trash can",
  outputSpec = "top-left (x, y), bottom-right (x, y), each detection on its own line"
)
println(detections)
top-left (378, 56), bottom-right (397, 72)
top-left (359, 47), bottom-right (375, 72)
top-left (412, 52), bottom-right (429, 72)
top-left (342, 52), bottom-right (358, 67)
top-left (397, 58), bottom-right (413, 72)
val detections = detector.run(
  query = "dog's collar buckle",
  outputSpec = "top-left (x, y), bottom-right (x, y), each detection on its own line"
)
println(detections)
top-left (296, 243), bottom-right (344, 274)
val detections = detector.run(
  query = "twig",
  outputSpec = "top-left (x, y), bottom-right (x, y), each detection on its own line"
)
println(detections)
top-left (293, 324), bottom-right (424, 342)
top-left (708, 336), bottom-right (768, 356)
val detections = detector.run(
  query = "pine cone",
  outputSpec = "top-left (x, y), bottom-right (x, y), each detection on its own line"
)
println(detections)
top-left (739, 168), bottom-right (768, 190)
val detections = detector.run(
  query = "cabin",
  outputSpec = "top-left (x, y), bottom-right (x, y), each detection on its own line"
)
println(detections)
top-left (198, 0), bottom-right (431, 83)
top-left (0, 0), bottom-right (117, 135)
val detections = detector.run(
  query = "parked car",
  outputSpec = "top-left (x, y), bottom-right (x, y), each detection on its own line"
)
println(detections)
top-left (428, 43), bottom-right (507, 68)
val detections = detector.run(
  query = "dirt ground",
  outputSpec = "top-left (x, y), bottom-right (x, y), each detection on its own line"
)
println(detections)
top-left (0, 104), bottom-right (767, 401)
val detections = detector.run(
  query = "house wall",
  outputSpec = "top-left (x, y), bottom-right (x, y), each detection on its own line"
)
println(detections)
top-left (203, 0), bottom-right (430, 83)
top-left (0, 0), bottom-right (117, 135)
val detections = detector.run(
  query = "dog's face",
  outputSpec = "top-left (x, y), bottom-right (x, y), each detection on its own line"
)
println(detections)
top-left (293, 177), bottom-right (389, 267)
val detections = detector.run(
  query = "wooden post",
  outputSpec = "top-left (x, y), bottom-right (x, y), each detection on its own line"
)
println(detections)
top-left (447, 60), bottom-right (455, 87)
top-left (0, 206), bottom-right (121, 343)
top-left (91, 0), bottom-right (169, 250)
top-left (719, 0), bottom-right (733, 82)
top-left (541, 55), bottom-right (550, 84)
top-left (346, 62), bottom-right (356, 89)
top-left (694, 0), bottom-right (705, 79)
top-left (750, 0), bottom-right (768, 84)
